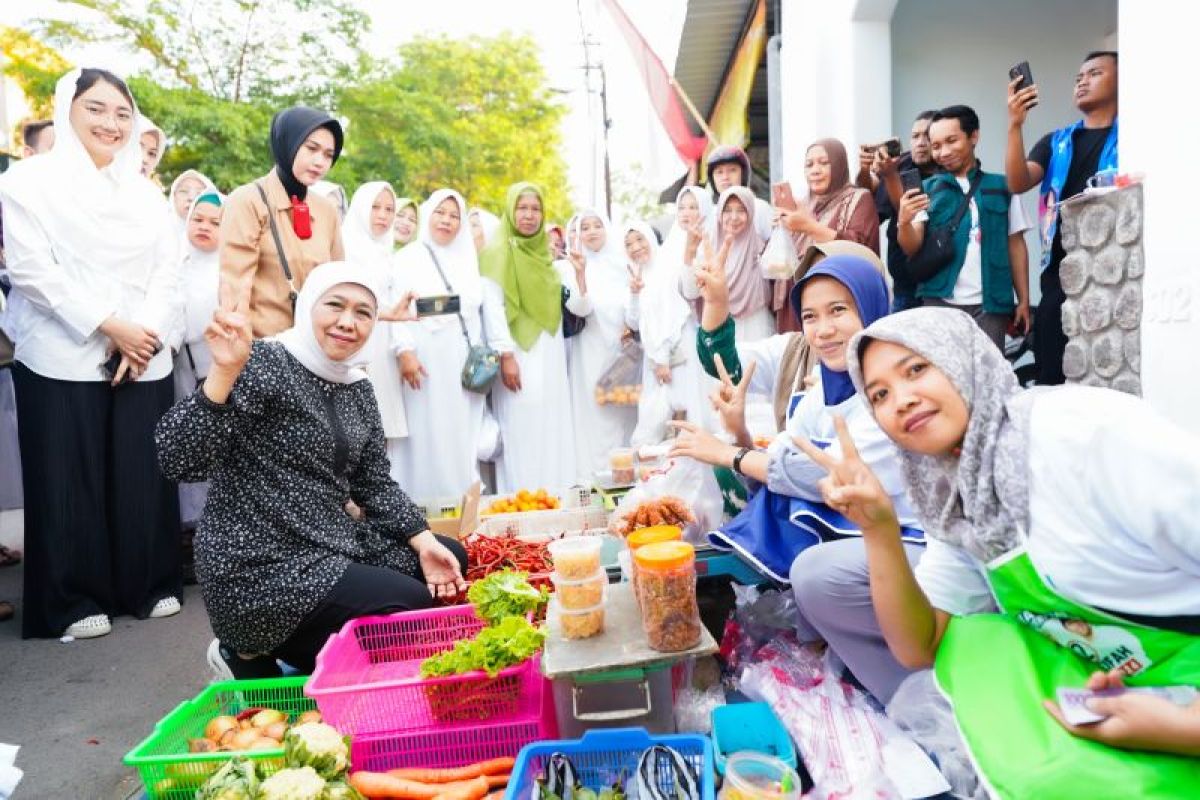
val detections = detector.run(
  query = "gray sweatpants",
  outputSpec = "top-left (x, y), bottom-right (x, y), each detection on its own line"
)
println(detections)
top-left (790, 538), bottom-right (924, 705)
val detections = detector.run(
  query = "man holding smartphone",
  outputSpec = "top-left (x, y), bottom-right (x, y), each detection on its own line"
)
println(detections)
top-left (1005, 51), bottom-right (1119, 385)
top-left (856, 111), bottom-right (939, 311)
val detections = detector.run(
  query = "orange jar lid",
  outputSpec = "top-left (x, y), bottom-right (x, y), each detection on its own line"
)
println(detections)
top-left (633, 541), bottom-right (695, 572)
top-left (627, 525), bottom-right (682, 550)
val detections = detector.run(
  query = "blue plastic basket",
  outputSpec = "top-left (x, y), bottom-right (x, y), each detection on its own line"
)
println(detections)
top-left (710, 702), bottom-right (797, 775)
top-left (505, 727), bottom-right (715, 800)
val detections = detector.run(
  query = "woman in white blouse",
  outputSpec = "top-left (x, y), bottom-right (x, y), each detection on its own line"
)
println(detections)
top-left (0, 68), bottom-right (183, 640)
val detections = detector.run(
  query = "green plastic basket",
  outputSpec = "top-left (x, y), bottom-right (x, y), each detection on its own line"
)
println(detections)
top-left (124, 676), bottom-right (316, 799)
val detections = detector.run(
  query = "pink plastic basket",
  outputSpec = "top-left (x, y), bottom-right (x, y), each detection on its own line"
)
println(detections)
top-left (307, 605), bottom-right (550, 738)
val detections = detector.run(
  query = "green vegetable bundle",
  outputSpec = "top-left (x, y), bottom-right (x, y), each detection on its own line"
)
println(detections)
top-left (467, 569), bottom-right (549, 626)
top-left (420, 615), bottom-right (545, 678)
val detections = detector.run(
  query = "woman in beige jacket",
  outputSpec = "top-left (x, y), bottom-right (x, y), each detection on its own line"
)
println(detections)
top-left (220, 106), bottom-right (345, 338)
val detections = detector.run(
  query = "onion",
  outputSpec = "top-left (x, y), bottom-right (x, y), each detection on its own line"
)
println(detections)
top-left (203, 715), bottom-right (239, 743)
top-left (229, 728), bottom-right (263, 750)
top-left (247, 737), bottom-right (280, 750)
top-left (188, 738), bottom-right (217, 753)
top-left (263, 721), bottom-right (288, 741)
top-left (297, 710), bottom-right (322, 725)
top-left (250, 708), bottom-right (287, 728)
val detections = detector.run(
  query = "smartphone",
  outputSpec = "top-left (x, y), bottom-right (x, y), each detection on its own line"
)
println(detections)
top-left (415, 294), bottom-right (461, 317)
top-left (881, 137), bottom-right (903, 158)
top-left (771, 181), bottom-right (797, 210)
top-left (1009, 61), bottom-right (1037, 105)
top-left (899, 168), bottom-right (924, 195)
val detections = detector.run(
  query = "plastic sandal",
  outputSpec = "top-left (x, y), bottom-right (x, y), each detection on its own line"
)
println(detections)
top-left (65, 614), bottom-right (111, 639)
top-left (150, 596), bottom-right (181, 618)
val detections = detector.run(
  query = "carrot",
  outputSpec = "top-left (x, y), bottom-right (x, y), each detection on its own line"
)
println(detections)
top-left (432, 775), bottom-right (491, 800)
top-left (389, 757), bottom-right (516, 783)
top-left (348, 771), bottom-right (448, 799)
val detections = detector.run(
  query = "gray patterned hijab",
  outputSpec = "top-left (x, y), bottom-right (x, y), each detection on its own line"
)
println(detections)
top-left (847, 307), bottom-right (1037, 563)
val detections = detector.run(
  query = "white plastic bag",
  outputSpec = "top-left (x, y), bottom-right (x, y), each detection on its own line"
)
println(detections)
top-left (631, 382), bottom-right (674, 450)
top-left (611, 456), bottom-right (724, 543)
top-left (886, 671), bottom-right (986, 800)
top-left (759, 226), bottom-right (799, 280)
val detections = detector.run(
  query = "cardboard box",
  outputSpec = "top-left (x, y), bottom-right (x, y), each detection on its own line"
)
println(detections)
top-left (426, 481), bottom-right (482, 540)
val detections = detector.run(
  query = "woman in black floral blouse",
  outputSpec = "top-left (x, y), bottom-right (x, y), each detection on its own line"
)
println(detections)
top-left (156, 261), bottom-right (467, 676)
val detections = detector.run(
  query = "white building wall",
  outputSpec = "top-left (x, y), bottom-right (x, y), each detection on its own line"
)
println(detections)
top-left (1121, 0), bottom-right (1200, 434)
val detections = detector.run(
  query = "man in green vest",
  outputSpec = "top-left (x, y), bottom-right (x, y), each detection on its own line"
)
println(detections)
top-left (896, 104), bottom-right (1032, 349)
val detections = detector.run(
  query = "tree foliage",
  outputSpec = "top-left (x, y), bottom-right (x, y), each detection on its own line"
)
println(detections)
top-left (0, 26), bottom-right (72, 119)
top-left (331, 34), bottom-right (570, 220)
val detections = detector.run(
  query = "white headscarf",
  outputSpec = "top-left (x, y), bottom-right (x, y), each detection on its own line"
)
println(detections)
top-left (136, 115), bottom-right (166, 174)
top-left (311, 180), bottom-right (349, 220)
top-left (573, 208), bottom-right (628, 299)
top-left (469, 206), bottom-right (501, 250)
top-left (660, 185), bottom-right (713, 270)
top-left (180, 190), bottom-right (225, 344)
top-left (273, 261), bottom-right (381, 384)
top-left (625, 220), bottom-right (692, 363)
top-left (394, 189), bottom-right (481, 328)
top-left (342, 180), bottom-right (397, 276)
top-left (0, 68), bottom-right (166, 290)
top-left (168, 169), bottom-right (217, 239)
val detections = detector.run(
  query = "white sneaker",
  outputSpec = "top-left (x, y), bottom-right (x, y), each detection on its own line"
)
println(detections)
top-left (65, 614), bottom-right (111, 639)
top-left (150, 596), bottom-right (181, 618)
top-left (206, 638), bottom-right (236, 682)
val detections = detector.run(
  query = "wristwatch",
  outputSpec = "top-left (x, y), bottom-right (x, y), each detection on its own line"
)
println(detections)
top-left (731, 446), bottom-right (752, 476)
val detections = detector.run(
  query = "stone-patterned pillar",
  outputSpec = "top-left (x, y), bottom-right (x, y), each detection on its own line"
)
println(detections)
top-left (1057, 184), bottom-right (1144, 395)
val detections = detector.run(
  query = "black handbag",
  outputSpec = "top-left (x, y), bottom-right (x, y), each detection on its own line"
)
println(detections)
top-left (422, 244), bottom-right (500, 394)
top-left (561, 285), bottom-right (587, 338)
top-left (905, 171), bottom-right (983, 284)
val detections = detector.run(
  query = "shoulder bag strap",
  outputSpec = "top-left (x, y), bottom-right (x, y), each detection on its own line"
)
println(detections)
top-left (421, 243), bottom-right (475, 348)
top-left (254, 182), bottom-right (299, 305)
top-left (947, 171), bottom-right (984, 234)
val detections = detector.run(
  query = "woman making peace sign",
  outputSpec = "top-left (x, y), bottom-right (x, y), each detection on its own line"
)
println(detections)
top-left (800, 306), bottom-right (1200, 798)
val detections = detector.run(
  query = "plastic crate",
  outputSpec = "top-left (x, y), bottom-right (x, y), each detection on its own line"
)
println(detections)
top-left (307, 605), bottom-right (551, 737)
top-left (505, 728), bottom-right (715, 800)
top-left (710, 702), bottom-right (797, 775)
top-left (477, 506), bottom-right (611, 539)
top-left (123, 676), bottom-right (314, 800)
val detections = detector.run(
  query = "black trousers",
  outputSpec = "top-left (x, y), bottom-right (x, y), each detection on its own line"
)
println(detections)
top-left (273, 536), bottom-right (469, 673)
top-left (1034, 265), bottom-right (1068, 385)
top-left (12, 363), bottom-right (182, 638)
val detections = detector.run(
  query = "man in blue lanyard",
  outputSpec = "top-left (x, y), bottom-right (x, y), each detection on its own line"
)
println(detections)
top-left (1005, 51), bottom-right (1119, 385)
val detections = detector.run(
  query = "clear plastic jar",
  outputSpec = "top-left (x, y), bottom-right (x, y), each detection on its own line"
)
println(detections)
top-left (547, 536), bottom-right (602, 579)
top-left (719, 754), bottom-right (801, 800)
top-left (610, 447), bottom-right (635, 484)
top-left (551, 571), bottom-right (606, 610)
top-left (634, 541), bottom-right (701, 652)
top-left (554, 599), bottom-right (605, 639)
top-left (626, 526), bottom-right (683, 614)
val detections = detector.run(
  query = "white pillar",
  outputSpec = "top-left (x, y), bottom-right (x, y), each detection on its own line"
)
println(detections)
top-left (1119, 0), bottom-right (1200, 433)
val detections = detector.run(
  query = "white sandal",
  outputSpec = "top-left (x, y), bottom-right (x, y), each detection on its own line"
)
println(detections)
top-left (150, 596), bottom-right (181, 619)
top-left (64, 614), bottom-right (111, 639)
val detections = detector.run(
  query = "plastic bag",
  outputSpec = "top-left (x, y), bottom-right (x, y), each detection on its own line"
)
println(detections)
top-left (719, 586), bottom-right (801, 674)
top-left (759, 226), bottom-right (799, 280)
top-left (886, 671), bottom-right (986, 800)
top-left (674, 683), bottom-right (726, 734)
top-left (611, 456), bottom-right (724, 543)
top-left (630, 381), bottom-right (674, 449)
top-left (595, 339), bottom-right (644, 406)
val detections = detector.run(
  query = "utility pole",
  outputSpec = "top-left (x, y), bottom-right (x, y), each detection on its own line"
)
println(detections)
top-left (577, 0), bottom-right (613, 217)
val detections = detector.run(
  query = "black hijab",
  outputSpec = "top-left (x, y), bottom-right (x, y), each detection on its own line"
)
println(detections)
top-left (269, 106), bottom-right (344, 200)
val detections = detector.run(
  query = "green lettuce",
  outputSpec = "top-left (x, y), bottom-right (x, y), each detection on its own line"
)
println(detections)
top-left (467, 569), bottom-right (548, 626)
top-left (420, 615), bottom-right (545, 677)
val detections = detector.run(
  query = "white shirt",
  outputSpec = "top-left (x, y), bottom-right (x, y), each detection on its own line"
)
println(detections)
top-left (948, 179), bottom-right (1032, 306)
top-left (1, 198), bottom-right (181, 382)
top-left (916, 386), bottom-right (1200, 618)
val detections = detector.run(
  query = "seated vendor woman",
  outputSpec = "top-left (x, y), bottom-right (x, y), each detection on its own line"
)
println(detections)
top-left (798, 306), bottom-right (1200, 798)
top-left (156, 262), bottom-right (467, 677)
top-left (670, 248), bottom-right (923, 704)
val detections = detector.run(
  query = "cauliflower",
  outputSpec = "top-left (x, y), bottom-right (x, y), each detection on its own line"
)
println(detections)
top-left (258, 766), bottom-right (327, 800)
top-left (283, 722), bottom-right (350, 779)
top-left (195, 756), bottom-right (259, 800)
top-left (324, 779), bottom-right (367, 800)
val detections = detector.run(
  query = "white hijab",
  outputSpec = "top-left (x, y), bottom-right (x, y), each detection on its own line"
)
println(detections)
top-left (0, 68), bottom-right (166, 290)
top-left (168, 169), bottom-right (217, 239)
top-left (273, 261), bottom-right (381, 384)
top-left (394, 188), bottom-right (482, 325)
top-left (660, 185), bottom-right (713, 270)
top-left (136, 115), bottom-right (166, 174)
top-left (626, 220), bottom-right (692, 361)
top-left (469, 206), bottom-right (501, 250)
top-left (180, 191), bottom-right (225, 344)
top-left (574, 208), bottom-right (628, 304)
top-left (342, 180), bottom-right (397, 276)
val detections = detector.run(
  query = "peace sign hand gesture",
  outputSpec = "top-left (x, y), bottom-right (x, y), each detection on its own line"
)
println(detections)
top-left (205, 281), bottom-right (254, 375)
top-left (792, 415), bottom-right (899, 534)
top-left (627, 263), bottom-right (644, 294)
top-left (693, 234), bottom-right (733, 307)
top-left (709, 353), bottom-right (754, 441)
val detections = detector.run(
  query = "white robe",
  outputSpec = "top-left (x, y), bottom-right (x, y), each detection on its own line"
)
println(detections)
top-left (386, 190), bottom-right (487, 499)
top-left (484, 274), bottom-right (579, 493)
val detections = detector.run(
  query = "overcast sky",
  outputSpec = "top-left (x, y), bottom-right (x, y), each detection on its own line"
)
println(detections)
top-left (1, 0), bottom-right (689, 212)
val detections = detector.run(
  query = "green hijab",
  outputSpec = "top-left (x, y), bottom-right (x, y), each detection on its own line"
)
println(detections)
top-left (479, 182), bottom-right (562, 351)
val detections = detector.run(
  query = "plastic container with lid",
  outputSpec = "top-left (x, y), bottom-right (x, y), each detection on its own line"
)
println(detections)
top-left (550, 571), bottom-right (606, 610)
top-left (552, 599), bottom-right (605, 639)
top-left (547, 537), bottom-right (602, 579)
top-left (626, 525), bottom-right (682, 613)
top-left (718, 753), bottom-right (801, 800)
top-left (634, 541), bottom-right (702, 652)
top-left (609, 448), bottom-right (635, 484)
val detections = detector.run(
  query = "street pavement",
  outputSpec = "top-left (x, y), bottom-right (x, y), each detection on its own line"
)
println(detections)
top-left (0, 563), bottom-right (212, 799)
